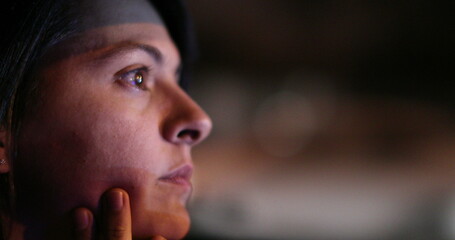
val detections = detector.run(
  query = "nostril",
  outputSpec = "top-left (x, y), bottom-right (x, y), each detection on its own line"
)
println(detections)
top-left (177, 129), bottom-right (200, 143)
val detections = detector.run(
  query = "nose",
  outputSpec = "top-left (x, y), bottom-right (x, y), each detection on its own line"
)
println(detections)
top-left (161, 86), bottom-right (212, 146)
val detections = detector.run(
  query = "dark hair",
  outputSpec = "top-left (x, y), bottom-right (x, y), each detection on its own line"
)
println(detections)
top-left (150, 0), bottom-right (198, 90)
top-left (0, 0), bottom-right (195, 238)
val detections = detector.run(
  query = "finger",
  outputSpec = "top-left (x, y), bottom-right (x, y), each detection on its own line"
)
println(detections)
top-left (102, 188), bottom-right (132, 240)
top-left (72, 207), bottom-right (93, 240)
top-left (151, 236), bottom-right (167, 240)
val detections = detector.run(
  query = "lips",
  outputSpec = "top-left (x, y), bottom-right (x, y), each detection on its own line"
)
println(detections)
top-left (159, 164), bottom-right (193, 187)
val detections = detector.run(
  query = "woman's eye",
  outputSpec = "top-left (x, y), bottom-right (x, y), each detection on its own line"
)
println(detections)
top-left (117, 67), bottom-right (150, 90)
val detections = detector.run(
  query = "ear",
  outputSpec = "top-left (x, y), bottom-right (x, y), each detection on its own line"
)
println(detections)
top-left (0, 129), bottom-right (10, 174)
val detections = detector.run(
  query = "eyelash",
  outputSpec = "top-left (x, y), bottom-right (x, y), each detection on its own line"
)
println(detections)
top-left (116, 66), bottom-right (152, 91)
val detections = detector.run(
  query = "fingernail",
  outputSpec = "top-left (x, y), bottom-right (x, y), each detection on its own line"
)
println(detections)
top-left (74, 209), bottom-right (89, 230)
top-left (107, 190), bottom-right (123, 211)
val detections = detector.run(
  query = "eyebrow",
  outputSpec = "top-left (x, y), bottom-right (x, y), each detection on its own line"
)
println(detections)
top-left (88, 41), bottom-right (182, 77)
top-left (92, 42), bottom-right (164, 64)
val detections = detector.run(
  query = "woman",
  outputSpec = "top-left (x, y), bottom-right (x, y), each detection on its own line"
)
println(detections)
top-left (0, 0), bottom-right (212, 239)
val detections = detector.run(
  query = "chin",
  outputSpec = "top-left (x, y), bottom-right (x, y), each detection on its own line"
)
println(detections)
top-left (132, 207), bottom-right (191, 240)
top-left (156, 213), bottom-right (191, 240)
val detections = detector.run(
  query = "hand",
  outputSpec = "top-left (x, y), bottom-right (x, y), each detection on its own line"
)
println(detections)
top-left (72, 188), bottom-right (166, 240)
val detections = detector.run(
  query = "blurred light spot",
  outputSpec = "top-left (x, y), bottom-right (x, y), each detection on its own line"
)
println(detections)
top-left (252, 91), bottom-right (317, 157)
top-left (443, 193), bottom-right (455, 239)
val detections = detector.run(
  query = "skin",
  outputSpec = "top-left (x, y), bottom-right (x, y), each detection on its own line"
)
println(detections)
top-left (5, 22), bottom-right (212, 239)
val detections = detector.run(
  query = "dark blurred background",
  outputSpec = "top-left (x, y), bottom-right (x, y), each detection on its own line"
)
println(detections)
top-left (184, 1), bottom-right (455, 239)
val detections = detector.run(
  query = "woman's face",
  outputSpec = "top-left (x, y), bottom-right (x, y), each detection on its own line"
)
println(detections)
top-left (13, 22), bottom-right (211, 239)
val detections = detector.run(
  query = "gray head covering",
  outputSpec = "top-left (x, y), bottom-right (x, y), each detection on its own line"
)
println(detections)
top-left (76, 0), bottom-right (164, 31)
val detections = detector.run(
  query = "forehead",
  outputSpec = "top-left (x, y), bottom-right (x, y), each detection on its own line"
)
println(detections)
top-left (73, 23), bottom-right (175, 52)
top-left (43, 23), bottom-right (181, 68)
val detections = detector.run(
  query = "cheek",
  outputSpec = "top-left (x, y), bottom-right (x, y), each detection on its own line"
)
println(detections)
top-left (16, 104), bottom-right (190, 238)
top-left (14, 78), bottom-right (164, 214)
